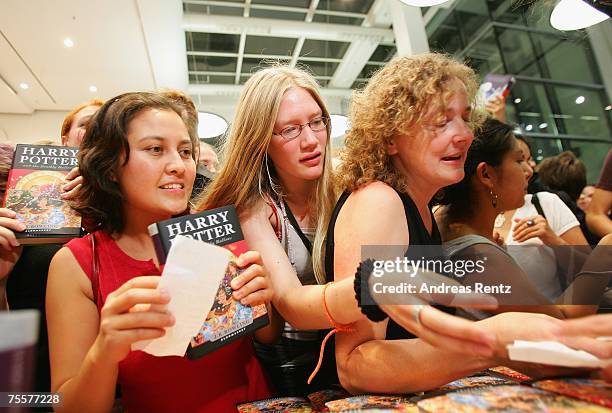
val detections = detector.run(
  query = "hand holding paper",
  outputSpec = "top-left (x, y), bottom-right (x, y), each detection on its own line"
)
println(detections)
top-left (133, 235), bottom-right (230, 357)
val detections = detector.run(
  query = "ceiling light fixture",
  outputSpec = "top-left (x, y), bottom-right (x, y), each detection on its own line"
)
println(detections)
top-left (605, 105), bottom-right (611, 111)
top-left (63, 37), bottom-right (75, 48)
top-left (550, 0), bottom-right (609, 31)
top-left (89, 85), bottom-right (97, 92)
top-left (525, 124), bottom-right (533, 131)
top-left (197, 112), bottom-right (228, 140)
top-left (19, 83), bottom-right (29, 89)
top-left (514, 98), bottom-right (521, 104)
top-left (397, 0), bottom-right (450, 7)
top-left (575, 96), bottom-right (585, 104)
top-left (539, 122), bottom-right (548, 129)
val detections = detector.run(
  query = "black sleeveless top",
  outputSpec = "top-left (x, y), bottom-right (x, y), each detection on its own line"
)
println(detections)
top-left (325, 188), bottom-right (446, 340)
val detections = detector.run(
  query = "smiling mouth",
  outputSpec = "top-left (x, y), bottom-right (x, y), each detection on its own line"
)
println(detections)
top-left (159, 184), bottom-right (184, 189)
top-left (442, 154), bottom-right (462, 161)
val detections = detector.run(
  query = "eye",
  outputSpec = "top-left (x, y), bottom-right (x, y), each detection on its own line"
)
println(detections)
top-left (282, 125), bottom-right (299, 136)
top-left (310, 118), bottom-right (325, 128)
top-left (180, 148), bottom-right (193, 158)
top-left (147, 146), bottom-right (163, 154)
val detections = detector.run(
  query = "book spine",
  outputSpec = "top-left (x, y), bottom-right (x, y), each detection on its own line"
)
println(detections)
top-left (147, 223), bottom-right (168, 265)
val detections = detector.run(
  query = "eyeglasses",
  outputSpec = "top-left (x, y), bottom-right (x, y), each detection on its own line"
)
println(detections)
top-left (273, 116), bottom-right (329, 140)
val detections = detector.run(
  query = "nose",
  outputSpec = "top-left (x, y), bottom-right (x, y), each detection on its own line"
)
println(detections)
top-left (166, 150), bottom-right (186, 175)
top-left (523, 160), bottom-right (533, 180)
top-left (453, 118), bottom-right (474, 146)
top-left (300, 125), bottom-right (319, 149)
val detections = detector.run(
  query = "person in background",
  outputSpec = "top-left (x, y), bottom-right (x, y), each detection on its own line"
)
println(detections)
top-left (537, 151), bottom-right (586, 203)
top-left (198, 141), bottom-right (220, 174)
top-left (3, 100), bottom-right (104, 394)
top-left (578, 184), bottom-right (596, 212)
top-left (587, 149), bottom-right (612, 238)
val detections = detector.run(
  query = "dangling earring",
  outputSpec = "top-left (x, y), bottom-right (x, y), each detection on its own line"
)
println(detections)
top-left (265, 154), bottom-right (281, 197)
top-left (489, 189), bottom-right (498, 209)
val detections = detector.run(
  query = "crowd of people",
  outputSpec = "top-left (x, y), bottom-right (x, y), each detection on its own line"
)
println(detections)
top-left (0, 52), bottom-right (611, 412)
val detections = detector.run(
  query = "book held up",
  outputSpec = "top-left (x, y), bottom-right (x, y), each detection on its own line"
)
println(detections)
top-left (148, 205), bottom-right (269, 359)
top-left (3, 144), bottom-right (81, 244)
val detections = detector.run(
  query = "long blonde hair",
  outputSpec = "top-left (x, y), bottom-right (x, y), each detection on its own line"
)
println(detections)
top-left (195, 65), bottom-right (337, 284)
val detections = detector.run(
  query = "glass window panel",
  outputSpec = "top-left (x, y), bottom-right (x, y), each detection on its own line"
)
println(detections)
top-left (185, 32), bottom-right (240, 53)
top-left (369, 45), bottom-right (396, 62)
top-left (357, 64), bottom-right (382, 79)
top-left (188, 56), bottom-right (237, 72)
top-left (453, 0), bottom-right (490, 44)
top-left (240, 57), bottom-right (290, 74)
top-left (315, 78), bottom-right (330, 87)
top-left (428, 24), bottom-right (464, 55)
top-left (189, 74), bottom-right (235, 84)
top-left (311, 14), bottom-right (365, 25)
top-left (183, 3), bottom-right (244, 15)
top-left (463, 28), bottom-right (505, 76)
top-left (566, 141), bottom-right (611, 183)
top-left (252, 0), bottom-right (310, 7)
top-left (244, 36), bottom-right (297, 56)
top-left (493, 26), bottom-right (541, 76)
top-left (523, 137), bottom-right (564, 165)
top-left (316, 0), bottom-right (374, 13)
top-left (552, 85), bottom-right (610, 138)
top-left (250, 8), bottom-right (307, 20)
top-left (300, 39), bottom-right (350, 59)
top-left (298, 60), bottom-right (338, 77)
top-left (351, 79), bottom-right (368, 89)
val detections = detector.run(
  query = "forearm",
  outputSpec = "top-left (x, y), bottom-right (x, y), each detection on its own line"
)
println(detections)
top-left (586, 213), bottom-right (612, 238)
top-left (274, 277), bottom-right (363, 330)
top-left (254, 304), bottom-right (283, 343)
top-left (54, 345), bottom-right (119, 413)
top-left (338, 338), bottom-right (493, 394)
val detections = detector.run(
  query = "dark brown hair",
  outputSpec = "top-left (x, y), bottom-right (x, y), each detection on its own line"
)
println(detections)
top-left (72, 92), bottom-right (197, 234)
top-left (538, 151), bottom-right (586, 200)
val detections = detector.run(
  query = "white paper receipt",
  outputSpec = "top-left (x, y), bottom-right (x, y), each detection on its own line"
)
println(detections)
top-left (507, 340), bottom-right (612, 368)
top-left (132, 235), bottom-right (230, 357)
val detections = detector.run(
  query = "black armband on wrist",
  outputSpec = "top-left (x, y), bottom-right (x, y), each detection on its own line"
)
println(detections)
top-left (354, 259), bottom-right (388, 322)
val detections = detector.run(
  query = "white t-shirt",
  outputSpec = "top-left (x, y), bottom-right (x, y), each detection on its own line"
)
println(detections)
top-left (506, 192), bottom-right (579, 301)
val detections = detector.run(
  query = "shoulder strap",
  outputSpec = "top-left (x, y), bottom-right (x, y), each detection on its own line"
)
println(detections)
top-left (532, 193), bottom-right (546, 219)
top-left (90, 233), bottom-right (100, 306)
top-left (263, 194), bottom-right (282, 241)
top-left (282, 199), bottom-right (313, 254)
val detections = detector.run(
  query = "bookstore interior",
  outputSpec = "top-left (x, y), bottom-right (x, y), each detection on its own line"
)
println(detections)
top-left (1, 0), bottom-right (612, 412)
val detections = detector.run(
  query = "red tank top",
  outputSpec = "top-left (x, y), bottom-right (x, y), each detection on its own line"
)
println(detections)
top-left (66, 232), bottom-right (271, 413)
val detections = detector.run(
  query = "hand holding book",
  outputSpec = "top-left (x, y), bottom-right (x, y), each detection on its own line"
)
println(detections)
top-left (0, 207), bottom-right (25, 282)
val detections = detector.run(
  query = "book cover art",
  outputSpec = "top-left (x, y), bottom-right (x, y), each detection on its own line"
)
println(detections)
top-left (487, 366), bottom-right (533, 382)
top-left (479, 74), bottom-right (515, 102)
top-left (533, 378), bottom-right (612, 408)
top-left (417, 384), bottom-right (610, 413)
top-left (306, 388), bottom-right (350, 412)
top-left (237, 397), bottom-right (314, 413)
top-left (436, 375), bottom-right (516, 392)
top-left (148, 205), bottom-right (268, 359)
top-left (325, 395), bottom-right (417, 412)
top-left (3, 144), bottom-right (81, 244)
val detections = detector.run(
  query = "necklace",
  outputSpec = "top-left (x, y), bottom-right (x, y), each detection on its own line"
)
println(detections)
top-left (494, 213), bottom-right (506, 228)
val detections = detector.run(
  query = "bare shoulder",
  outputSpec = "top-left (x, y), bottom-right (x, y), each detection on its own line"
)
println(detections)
top-left (345, 181), bottom-right (404, 217)
top-left (49, 246), bottom-right (94, 300)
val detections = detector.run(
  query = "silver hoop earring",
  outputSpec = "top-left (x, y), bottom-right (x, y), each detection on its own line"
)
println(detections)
top-left (265, 154), bottom-right (281, 197)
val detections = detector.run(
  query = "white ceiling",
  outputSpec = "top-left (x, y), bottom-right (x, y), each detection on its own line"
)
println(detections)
top-left (0, 0), bottom-right (187, 114)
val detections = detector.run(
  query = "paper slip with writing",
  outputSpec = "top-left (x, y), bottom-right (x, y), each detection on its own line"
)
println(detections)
top-left (508, 340), bottom-right (612, 368)
top-left (133, 235), bottom-right (230, 356)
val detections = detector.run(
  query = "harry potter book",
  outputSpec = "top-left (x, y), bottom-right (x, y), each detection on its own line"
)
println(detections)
top-left (3, 144), bottom-right (81, 244)
top-left (148, 205), bottom-right (269, 359)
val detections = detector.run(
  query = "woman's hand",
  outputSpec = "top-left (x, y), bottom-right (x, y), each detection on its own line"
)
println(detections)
top-left (512, 215), bottom-right (564, 246)
top-left (230, 251), bottom-right (274, 307)
top-left (91, 276), bottom-right (175, 364)
top-left (61, 167), bottom-right (84, 200)
top-left (0, 208), bottom-right (25, 281)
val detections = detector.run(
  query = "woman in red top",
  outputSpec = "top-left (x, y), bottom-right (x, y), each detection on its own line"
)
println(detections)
top-left (46, 92), bottom-right (274, 413)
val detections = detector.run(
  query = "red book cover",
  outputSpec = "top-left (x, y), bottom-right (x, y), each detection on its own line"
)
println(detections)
top-left (3, 144), bottom-right (81, 244)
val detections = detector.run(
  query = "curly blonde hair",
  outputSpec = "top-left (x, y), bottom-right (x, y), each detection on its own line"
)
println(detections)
top-left (337, 53), bottom-right (483, 192)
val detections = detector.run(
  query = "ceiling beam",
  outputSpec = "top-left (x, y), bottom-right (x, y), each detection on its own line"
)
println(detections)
top-left (183, 12), bottom-right (395, 43)
top-left (188, 83), bottom-right (352, 98)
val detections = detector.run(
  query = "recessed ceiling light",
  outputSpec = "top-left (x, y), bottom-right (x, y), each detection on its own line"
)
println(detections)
top-left (539, 122), bottom-right (548, 129)
top-left (550, 0), bottom-right (609, 31)
top-left (575, 96), bottom-right (585, 104)
top-left (63, 37), bottom-right (74, 48)
top-left (605, 105), bottom-right (611, 111)
top-left (197, 112), bottom-right (228, 139)
top-left (525, 124), bottom-right (533, 131)
top-left (89, 85), bottom-right (97, 92)
top-left (19, 83), bottom-right (29, 89)
top-left (514, 98), bottom-right (521, 104)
